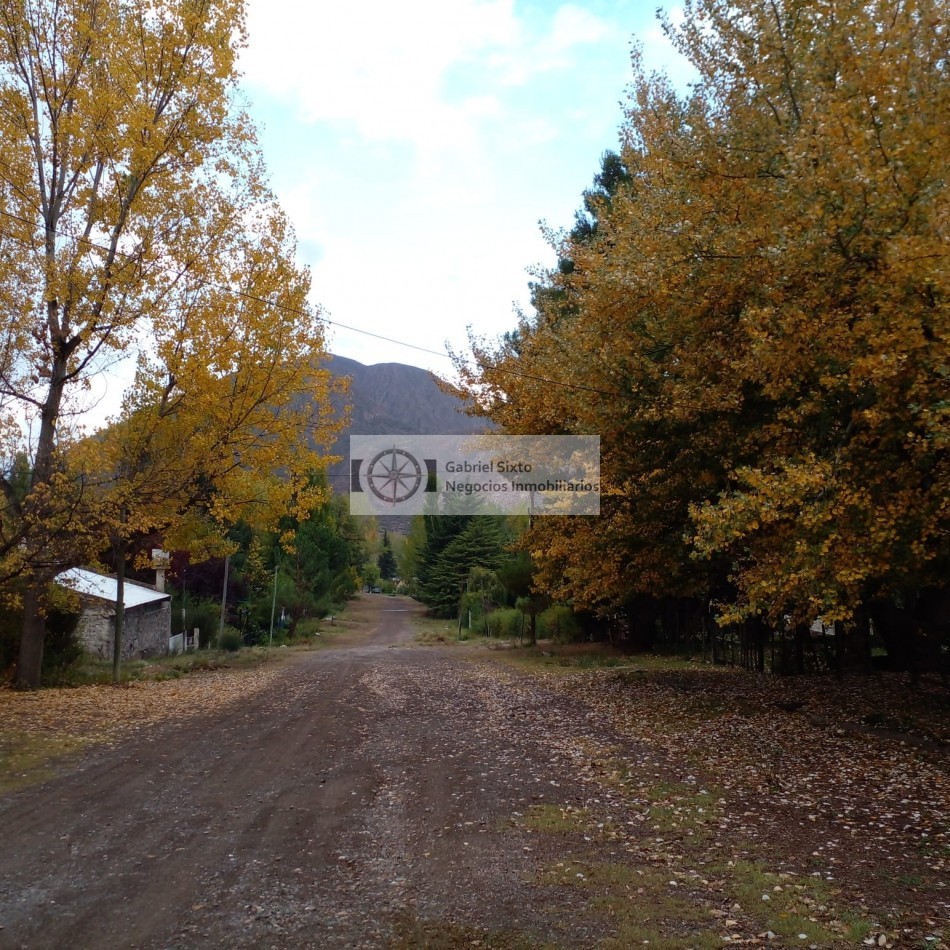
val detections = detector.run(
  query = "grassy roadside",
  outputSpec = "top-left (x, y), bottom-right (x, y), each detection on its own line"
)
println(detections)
top-left (0, 732), bottom-right (90, 795)
top-left (509, 790), bottom-right (877, 948)
top-left (45, 644), bottom-right (288, 688)
top-left (463, 641), bottom-right (948, 948)
top-left (409, 610), bottom-right (476, 645)
top-left (0, 594), bottom-right (381, 794)
top-left (414, 622), bottom-right (705, 677)
top-left (488, 641), bottom-right (703, 675)
top-left (43, 592), bottom-right (387, 688)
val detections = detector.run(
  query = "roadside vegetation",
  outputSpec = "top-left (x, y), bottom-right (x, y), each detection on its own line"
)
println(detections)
top-left (445, 0), bottom-right (949, 681)
top-left (0, 593), bottom-right (382, 792)
top-left (0, 0), bottom-right (945, 941)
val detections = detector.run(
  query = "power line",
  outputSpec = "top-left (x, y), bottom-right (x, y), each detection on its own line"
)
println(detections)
top-left (0, 207), bottom-right (626, 400)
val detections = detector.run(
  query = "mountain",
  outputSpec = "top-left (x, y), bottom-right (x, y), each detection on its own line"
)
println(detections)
top-left (325, 354), bottom-right (486, 437)
top-left (322, 356), bottom-right (489, 527)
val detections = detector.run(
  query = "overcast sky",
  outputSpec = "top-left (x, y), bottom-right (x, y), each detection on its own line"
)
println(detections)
top-left (238, 1), bottom-right (695, 376)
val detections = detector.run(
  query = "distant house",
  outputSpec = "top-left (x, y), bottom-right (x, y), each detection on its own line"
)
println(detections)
top-left (56, 568), bottom-right (171, 660)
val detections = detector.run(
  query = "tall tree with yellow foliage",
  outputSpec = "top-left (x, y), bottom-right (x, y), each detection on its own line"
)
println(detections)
top-left (0, 0), bottom-right (341, 687)
top-left (452, 0), bottom-right (948, 660)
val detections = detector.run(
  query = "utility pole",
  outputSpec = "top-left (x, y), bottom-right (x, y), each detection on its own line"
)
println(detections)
top-left (218, 554), bottom-right (230, 644)
top-left (181, 565), bottom-right (187, 646)
top-left (269, 563), bottom-right (279, 646)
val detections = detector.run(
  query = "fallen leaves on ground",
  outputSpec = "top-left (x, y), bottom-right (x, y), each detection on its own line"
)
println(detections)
top-left (454, 651), bottom-right (950, 947)
top-left (0, 665), bottom-right (284, 746)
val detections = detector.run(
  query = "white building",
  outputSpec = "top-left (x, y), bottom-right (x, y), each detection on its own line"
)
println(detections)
top-left (56, 568), bottom-right (171, 660)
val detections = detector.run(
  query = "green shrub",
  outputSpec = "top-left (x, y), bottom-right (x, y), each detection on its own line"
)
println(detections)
top-left (2, 594), bottom-right (85, 684)
top-left (179, 599), bottom-right (219, 649)
top-left (0, 599), bottom-right (23, 678)
top-left (217, 627), bottom-right (243, 652)
top-left (459, 591), bottom-right (494, 630)
top-left (484, 607), bottom-right (524, 639)
top-left (43, 605), bottom-right (84, 673)
top-left (539, 605), bottom-right (582, 643)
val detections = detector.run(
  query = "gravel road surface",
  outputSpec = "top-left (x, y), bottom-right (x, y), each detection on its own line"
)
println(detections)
top-left (0, 598), bottom-right (626, 949)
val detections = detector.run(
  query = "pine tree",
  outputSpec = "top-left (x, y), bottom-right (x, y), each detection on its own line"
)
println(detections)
top-left (377, 529), bottom-right (398, 581)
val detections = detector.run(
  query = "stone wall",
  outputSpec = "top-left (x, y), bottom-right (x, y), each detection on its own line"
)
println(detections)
top-left (77, 600), bottom-right (171, 659)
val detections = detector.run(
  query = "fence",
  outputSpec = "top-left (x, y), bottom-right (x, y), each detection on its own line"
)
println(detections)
top-left (168, 629), bottom-right (200, 656)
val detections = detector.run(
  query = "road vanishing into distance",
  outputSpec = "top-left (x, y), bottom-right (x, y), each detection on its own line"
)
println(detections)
top-left (0, 596), bottom-right (625, 948)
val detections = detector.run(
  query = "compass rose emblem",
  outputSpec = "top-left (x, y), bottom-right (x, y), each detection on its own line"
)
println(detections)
top-left (366, 446), bottom-right (424, 505)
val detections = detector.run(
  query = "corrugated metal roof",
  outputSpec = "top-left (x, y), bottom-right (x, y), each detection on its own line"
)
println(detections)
top-left (56, 568), bottom-right (171, 608)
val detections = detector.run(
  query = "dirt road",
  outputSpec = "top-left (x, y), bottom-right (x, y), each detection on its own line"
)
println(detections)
top-left (1, 596), bottom-right (945, 949)
top-left (0, 597), bottom-right (619, 948)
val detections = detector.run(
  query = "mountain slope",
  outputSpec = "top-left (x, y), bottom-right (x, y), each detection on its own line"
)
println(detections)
top-left (326, 354), bottom-right (486, 437)
top-left (323, 356), bottom-right (489, 526)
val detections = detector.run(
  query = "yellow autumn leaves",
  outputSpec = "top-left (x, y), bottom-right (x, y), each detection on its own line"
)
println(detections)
top-left (0, 0), bottom-right (341, 685)
top-left (452, 0), bottom-right (948, 631)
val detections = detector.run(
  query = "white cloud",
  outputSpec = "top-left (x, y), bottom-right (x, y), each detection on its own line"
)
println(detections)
top-left (241, 0), bottom-right (618, 150)
top-left (242, 0), bottom-right (515, 144)
top-left (237, 2), bottom-right (694, 375)
top-left (481, 4), bottom-right (616, 88)
top-left (548, 4), bottom-right (613, 52)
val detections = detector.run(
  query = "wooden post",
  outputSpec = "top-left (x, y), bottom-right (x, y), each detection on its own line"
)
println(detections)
top-left (219, 554), bottom-right (230, 644)
top-left (113, 541), bottom-right (126, 685)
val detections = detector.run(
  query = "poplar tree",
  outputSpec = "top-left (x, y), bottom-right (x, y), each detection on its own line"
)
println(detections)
top-left (451, 0), bottom-right (949, 649)
top-left (0, 0), bottom-right (341, 686)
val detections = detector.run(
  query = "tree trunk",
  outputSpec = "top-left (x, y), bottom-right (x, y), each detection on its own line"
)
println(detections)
top-left (15, 311), bottom-right (70, 690)
top-left (755, 618), bottom-right (766, 673)
top-left (794, 623), bottom-right (808, 674)
top-left (869, 600), bottom-right (915, 672)
top-left (907, 623), bottom-right (919, 687)
top-left (627, 596), bottom-right (658, 651)
top-left (15, 586), bottom-right (47, 689)
top-left (834, 621), bottom-right (844, 681)
top-left (914, 588), bottom-right (950, 680)
top-left (287, 605), bottom-right (303, 639)
top-left (846, 607), bottom-right (873, 673)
